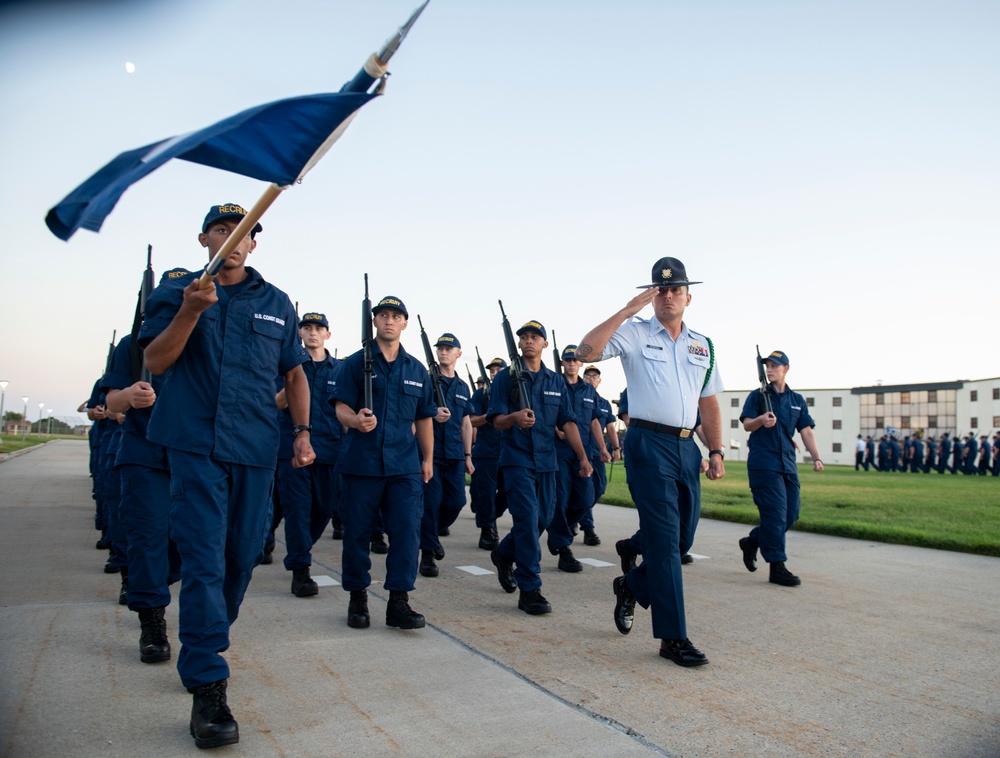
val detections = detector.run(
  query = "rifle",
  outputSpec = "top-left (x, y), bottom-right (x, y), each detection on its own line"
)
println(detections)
top-left (466, 365), bottom-right (476, 394)
top-left (129, 244), bottom-right (154, 383)
top-left (552, 329), bottom-right (562, 375)
top-left (417, 315), bottom-right (447, 408)
top-left (475, 346), bottom-right (491, 401)
top-left (498, 300), bottom-right (531, 411)
top-left (362, 274), bottom-right (374, 415)
top-left (104, 329), bottom-right (117, 374)
top-left (756, 345), bottom-right (773, 415)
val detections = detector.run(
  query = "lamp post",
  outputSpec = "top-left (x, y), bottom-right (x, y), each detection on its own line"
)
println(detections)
top-left (47, 408), bottom-right (53, 436)
top-left (0, 379), bottom-right (8, 437)
top-left (21, 396), bottom-right (28, 441)
top-left (38, 403), bottom-right (44, 436)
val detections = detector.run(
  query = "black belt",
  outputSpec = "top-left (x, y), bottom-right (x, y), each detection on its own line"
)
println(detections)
top-left (628, 419), bottom-right (694, 438)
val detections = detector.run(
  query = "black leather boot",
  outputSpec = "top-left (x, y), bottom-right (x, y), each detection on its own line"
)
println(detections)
top-left (118, 568), bottom-right (129, 605)
top-left (188, 680), bottom-right (239, 749)
top-left (386, 590), bottom-right (425, 629)
top-left (137, 606), bottom-right (170, 663)
top-left (291, 566), bottom-right (318, 597)
top-left (348, 589), bottom-right (370, 628)
top-left (419, 551), bottom-right (439, 577)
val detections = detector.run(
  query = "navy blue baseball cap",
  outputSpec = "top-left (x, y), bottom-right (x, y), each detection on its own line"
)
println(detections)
top-left (486, 357), bottom-right (508, 370)
top-left (583, 365), bottom-right (601, 375)
top-left (637, 256), bottom-right (701, 289)
top-left (372, 295), bottom-right (408, 318)
top-left (516, 320), bottom-right (547, 340)
top-left (202, 203), bottom-right (263, 238)
top-left (299, 312), bottom-right (329, 329)
top-left (763, 350), bottom-right (789, 366)
top-left (561, 344), bottom-right (579, 361)
top-left (435, 333), bottom-right (461, 349)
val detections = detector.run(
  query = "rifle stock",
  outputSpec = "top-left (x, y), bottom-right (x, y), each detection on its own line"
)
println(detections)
top-left (129, 244), bottom-right (154, 383)
top-left (362, 274), bottom-right (374, 415)
top-left (498, 300), bottom-right (531, 411)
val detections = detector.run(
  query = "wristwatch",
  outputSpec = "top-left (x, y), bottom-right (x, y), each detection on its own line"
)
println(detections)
top-left (292, 424), bottom-right (312, 437)
top-left (709, 449), bottom-right (725, 460)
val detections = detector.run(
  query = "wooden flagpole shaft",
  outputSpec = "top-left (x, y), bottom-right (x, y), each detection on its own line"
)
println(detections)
top-left (199, 183), bottom-right (286, 289)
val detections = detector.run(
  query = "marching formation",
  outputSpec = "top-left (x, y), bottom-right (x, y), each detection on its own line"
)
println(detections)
top-left (83, 212), bottom-right (820, 749)
top-left (855, 431), bottom-right (1000, 476)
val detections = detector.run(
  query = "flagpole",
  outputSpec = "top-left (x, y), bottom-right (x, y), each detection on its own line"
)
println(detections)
top-left (198, 183), bottom-right (285, 289)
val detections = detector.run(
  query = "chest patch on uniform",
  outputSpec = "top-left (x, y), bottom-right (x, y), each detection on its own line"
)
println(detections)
top-left (644, 344), bottom-right (663, 351)
top-left (254, 313), bottom-right (286, 326)
top-left (688, 341), bottom-right (709, 357)
top-left (543, 390), bottom-right (561, 397)
top-left (404, 379), bottom-right (423, 388)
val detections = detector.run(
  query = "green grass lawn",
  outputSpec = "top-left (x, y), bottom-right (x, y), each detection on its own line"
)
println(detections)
top-left (0, 434), bottom-right (83, 455)
top-left (601, 461), bottom-right (1000, 557)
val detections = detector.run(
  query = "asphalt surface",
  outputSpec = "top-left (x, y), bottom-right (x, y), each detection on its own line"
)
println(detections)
top-left (1, 440), bottom-right (998, 757)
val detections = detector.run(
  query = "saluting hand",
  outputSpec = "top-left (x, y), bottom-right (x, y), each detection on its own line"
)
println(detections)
top-left (623, 287), bottom-right (658, 317)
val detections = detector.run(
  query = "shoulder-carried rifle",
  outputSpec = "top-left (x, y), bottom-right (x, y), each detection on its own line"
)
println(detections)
top-left (104, 329), bottom-right (117, 375)
top-left (498, 300), bottom-right (531, 411)
top-left (552, 329), bottom-right (562, 375)
top-left (417, 315), bottom-right (447, 408)
top-left (475, 346), bottom-right (491, 401)
top-left (362, 274), bottom-right (374, 415)
top-left (129, 244), bottom-right (154, 383)
top-left (756, 345), bottom-right (773, 415)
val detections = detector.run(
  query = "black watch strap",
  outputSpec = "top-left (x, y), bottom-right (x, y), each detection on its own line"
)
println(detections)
top-left (709, 449), bottom-right (725, 459)
top-left (292, 424), bottom-right (312, 437)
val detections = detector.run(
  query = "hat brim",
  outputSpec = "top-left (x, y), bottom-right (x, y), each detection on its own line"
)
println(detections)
top-left (635, 280), bottom-right (702, 289)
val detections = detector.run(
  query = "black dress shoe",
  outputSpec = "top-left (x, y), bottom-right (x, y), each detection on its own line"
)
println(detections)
top-left (491, 547), bottom-right (517, 593)
top-left (438, 526), bottom-right (450, 537)
top-left (261, 543), bottom-right (274, 565)
top-left (331, 517), bottom-right (344, 540)
top-left (433, 546), bottom-right (446, 561)
top-left (659, 638), bottom-right (709, 667)
top-left (769, 562), bottom-right (801, 587)
top-left (95, 535), bottom-right (110, 550)
top-left (370, 534), bottom-right (389, 554)
top-left (615, 539), bottom-right (638, 575)
top-left (739, 537), bottom-right (758, 572)
top-left (189, 680), bottom-right (239, 749)
top-left (291, 567), bottom-right (319, 597)
top-left (478, 526), bottom-right (499, 551)
top-left (681, 553), bottom-right (693, 565)
top-left (386, 590), bottom-right (425, 629)
top-left (612, 576), bottom-right (635, 635)
top-left (118, 570), bottom-right (129, 605)
top-left (583, 529), bottom-right (601, 546)
top-left (348, 589), bottom-right (370, 628)
top-left (419, 551), bottom-right (439, 578)
top-left (137, 607), bottom-right (171, 663)
top-left (104, 560), bottom-right (120, 574)
top-left (517, 589), bottom-right (551, 615)
top-left (557, 546), bottom-right (583, 573)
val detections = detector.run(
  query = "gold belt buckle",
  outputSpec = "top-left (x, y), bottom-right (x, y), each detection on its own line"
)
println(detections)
top-left (679, 429), bottom-right (692, 439)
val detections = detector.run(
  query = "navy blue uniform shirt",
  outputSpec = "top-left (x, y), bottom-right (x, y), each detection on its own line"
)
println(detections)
top-left (487, 364), bottom-right (575, 473)
top-left (278, 351), bottom-right (343, 464)
top-left (139, 266), bottom-right (307, 469)
top-left (469, 387), bottom-right (500, 459)
top-left (555, 379), bottom-right (600, 461)
top-left (433, 374), bottom-right (472, 461)
top-left (740, 386), bottom-right (815, 474)
top-left (100, 334), bottom-right (169, 471)
top-left (330, 341), bottom-right (436, 477)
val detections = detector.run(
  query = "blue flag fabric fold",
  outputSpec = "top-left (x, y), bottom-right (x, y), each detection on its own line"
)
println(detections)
top-left (46, 91), bottom-right (379, 241)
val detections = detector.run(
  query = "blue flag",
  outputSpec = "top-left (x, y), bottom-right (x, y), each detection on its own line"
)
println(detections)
top-left (46, 91), bottom-right (378, 241)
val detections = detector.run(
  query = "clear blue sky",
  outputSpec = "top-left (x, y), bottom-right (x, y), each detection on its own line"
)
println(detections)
top-left (1, 0), bottom-right (997, 424)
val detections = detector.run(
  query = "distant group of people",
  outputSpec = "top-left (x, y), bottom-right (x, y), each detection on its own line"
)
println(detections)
top-left (855, 432), bottom-right (1000, 476)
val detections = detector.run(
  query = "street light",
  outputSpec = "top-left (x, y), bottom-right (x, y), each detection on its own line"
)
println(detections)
top-left (0, 380), bottom-right (8, 437)
top-left (21, 396), bottom-right (28, 441)
top-left (47, 408), bottom-right (53, 436)
top-left (38, 403), bottom-right (44, 436)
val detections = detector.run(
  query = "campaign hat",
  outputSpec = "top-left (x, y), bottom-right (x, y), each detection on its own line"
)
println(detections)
top-left (637, 256), bottom-right (701, 289)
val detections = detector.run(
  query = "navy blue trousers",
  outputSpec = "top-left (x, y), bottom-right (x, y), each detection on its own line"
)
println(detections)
top-left (470, 456), bottom-right (500, 528)
top-left (746, 469), bottom-right (800, 564)
top-left (420, 458), bottom-right (466, 553)
top-left (167, 450), bottom-right (273, 690)
top-left (275, 460), bottom-right (338, 569)
top-left (119, 464), bottom-right (180, 609)
top-left (547, 456), bottom-right (594, 551)
top-left (340, 473), bottom-right (421, 592)
top-left (622, 428), bottom-right (700, 641)
top-left (496, 466), bottom-right (555, 593)
top-left (102, 452), bottom-right (127, 569)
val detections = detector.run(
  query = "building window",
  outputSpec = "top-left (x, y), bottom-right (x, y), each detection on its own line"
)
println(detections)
top-left (832, 443), bottom-right (842, 453)
top-left (876, 416), bottom-right (884, 428)
top-left (832, 420), bottom-right (842, 430)
top-left (993, 388), bottom-right (999, 400)
top-left (833, 396), bottom-right (842, 407)
top-left (993, 415), bottom-right (1000, 427)
top-left (929, 416), bottom-right (938, 428)
top-left (928, 390), bottom-right (937, 402)
top-left (876, 394), bottom-right (884, 405)
top-left (970, 390), bottom-right (978, 402)
top-left (971, 417), bottom-right (978, 429)
top-left (901, 391), bottom-right (910, 404)
top-left (806, 397), bottom-right (815, 407)
top-left (901, 416), bottom-right (910, 428)
top-left (731, 419), bottom-right (739, 429)
top-left (731, 397), bottom-right (739, 407)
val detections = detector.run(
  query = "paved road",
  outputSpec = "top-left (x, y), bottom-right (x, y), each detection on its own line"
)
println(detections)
top-left (1, 441), bottom-right (998, 757)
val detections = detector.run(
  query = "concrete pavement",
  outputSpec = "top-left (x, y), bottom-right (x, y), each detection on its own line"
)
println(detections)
top-left (1, 440), bottom-right (998, 757)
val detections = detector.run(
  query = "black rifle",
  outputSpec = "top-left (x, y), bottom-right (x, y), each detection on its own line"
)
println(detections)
top-left (128, 244), bottom-right (154, 383)
top-left (498, 300), bottom-right (531, 411)
top-left (552, 329), bottom-right (562, 375)
top-left (362, 274), bottom-right (374, 415)
top-left (475, 346), bottom-right (491, 401)
top-left (104, 329), bottom-right (117, 374)
top-left (756, 345), bottom-right (773, 415)
top-left (417, 315), bottom-right (448, 408)
top-left (466, 365), bottom-right (476, 394)
top-left (294, 300), bottom-right (299, 319)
